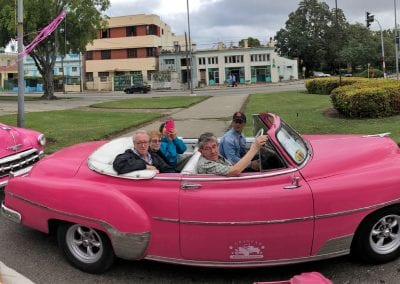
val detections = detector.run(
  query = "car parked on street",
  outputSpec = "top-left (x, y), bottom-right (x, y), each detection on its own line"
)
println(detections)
top-left (123, 83), bottom-right (151, 94)
top-left (2, 113), bottom-right (400, 274)
top-left (0, 123), bottom-right (46, 189)
top-left (313, 71), bottom-right (331, 77)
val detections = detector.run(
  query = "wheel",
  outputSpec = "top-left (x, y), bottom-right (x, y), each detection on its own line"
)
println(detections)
top-left (351, 206), bottom-right (400, 264)
top-left (57, 223), bottom-right (115, 274)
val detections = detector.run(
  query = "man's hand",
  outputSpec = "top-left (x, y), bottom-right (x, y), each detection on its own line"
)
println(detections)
top-left (253, 135), bottom-right (268, 150)
top-left (167, 128), bottom-right (177, 140)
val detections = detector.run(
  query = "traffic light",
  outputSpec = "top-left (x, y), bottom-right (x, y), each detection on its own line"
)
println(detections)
top-left (366, 12), bottom-right (374, 28)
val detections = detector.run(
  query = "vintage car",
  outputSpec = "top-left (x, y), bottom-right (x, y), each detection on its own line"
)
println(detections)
top-left (0, 123), bottom-right (46, 189)
top-left (123, 83), bottom-right (151, 94)
top-left (2, 113), bottom-right (400, 274)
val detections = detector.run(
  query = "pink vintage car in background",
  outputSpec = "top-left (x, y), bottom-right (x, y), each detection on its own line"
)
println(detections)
top-left (0, 123), bottom-right (46, 189)
top-left (2, 113), bottom-right (400, 274)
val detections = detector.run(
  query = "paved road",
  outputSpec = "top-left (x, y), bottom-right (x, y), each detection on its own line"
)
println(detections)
top-left (2, 81), bottom-right (400, 283)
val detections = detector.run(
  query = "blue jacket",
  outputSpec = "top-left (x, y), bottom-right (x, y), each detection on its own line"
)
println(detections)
top-left (219, 128), bottom-right (246, 164)
top-left (160, 136), bottom-right (187, 168)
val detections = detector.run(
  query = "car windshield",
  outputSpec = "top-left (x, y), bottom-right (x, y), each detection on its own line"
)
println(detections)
top-left (276, 120), bottom-right (309, 165)
top-left (253, 113), bottom-right (309, 166)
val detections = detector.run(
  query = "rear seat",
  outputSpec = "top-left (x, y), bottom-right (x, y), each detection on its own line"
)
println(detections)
top-left (181, 151), bottom-right (201, 174)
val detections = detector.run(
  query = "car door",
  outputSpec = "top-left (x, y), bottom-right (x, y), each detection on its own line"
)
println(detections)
top-left (179, 169), bottom-right (314, 264)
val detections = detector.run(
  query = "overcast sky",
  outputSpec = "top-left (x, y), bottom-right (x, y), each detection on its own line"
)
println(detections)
top-left (107, 0), bottom-right (399, 48)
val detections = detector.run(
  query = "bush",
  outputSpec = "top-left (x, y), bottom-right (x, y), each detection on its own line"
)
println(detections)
top-left (305, 77), bottom-right (368, 95)
top-left (358, 69), bottom-right (384, 78)
top-left (331, 80), bottom-right (400, 118)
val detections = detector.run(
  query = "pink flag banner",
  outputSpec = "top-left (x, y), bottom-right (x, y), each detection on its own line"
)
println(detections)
top-left (0, 10), bottom-right (66, 71)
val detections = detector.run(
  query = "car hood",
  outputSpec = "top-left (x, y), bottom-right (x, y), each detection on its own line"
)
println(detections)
top-left (0, 124), bottom-right (33, 157)
top-left (300, 134), bottom-right (399, 180)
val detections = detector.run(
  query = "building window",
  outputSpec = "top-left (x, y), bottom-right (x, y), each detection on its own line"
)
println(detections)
top-left (198, 57), bottom-right (206, 65)
top-left (86, 51), bottom-right (93, 60)
top-left (181, 58), bottom-right (192, 66)
top-left (126, 26), bottom-right (137, 37)
top-left (59, 67), bottom-right (63, 73)
top-left (207, 57), bottom-right (218, 64)
top-left (98, 72), bottom-right (109, 82)
top-left (146, 25), bottom-right (157, 35)
top-left (72, 67), bottom-right (78, 72)
top-left (86, 72), bottom-right (93, 81)
top-left (101, 50), bottom-right (111, 59)
top-left (101, 29), bottom-right (110, 38)
top-left (225, 55), bottom-right (243, 63)
top-left (127, 48), bottom-right (137, 58)
top-left (165, 59), bottom-right (175, 65)
top-left (146, 47), bottom-right (156, 57)
top-left (251, 54), bottom-right (270, 62)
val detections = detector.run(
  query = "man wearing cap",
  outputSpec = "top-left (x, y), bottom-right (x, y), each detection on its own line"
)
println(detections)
top-left (219, 111), bottom-right (260, 171)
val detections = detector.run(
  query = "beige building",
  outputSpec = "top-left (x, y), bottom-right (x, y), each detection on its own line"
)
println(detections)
top-left (85, 14), bottom-right (185, 91)
top-left (0, 51), bottom-right (18, 91)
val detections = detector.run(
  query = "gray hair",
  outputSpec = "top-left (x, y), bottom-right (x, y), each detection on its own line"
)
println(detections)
top-left (132, 129), bottom-right (149, 142)
top-left (197, 132), bottom-right (218, 149)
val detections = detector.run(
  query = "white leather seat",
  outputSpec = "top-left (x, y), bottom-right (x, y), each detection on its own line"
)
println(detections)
top-left (181, 151), bottom-right (201, 174)
top-left (87, 137), bottom-right (156, 179)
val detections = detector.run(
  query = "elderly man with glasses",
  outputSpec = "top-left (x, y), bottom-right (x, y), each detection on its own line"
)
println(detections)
top-left (113, 130), bottom-right (174, 174)
top-left (197, 132), bottom-right (267, 176)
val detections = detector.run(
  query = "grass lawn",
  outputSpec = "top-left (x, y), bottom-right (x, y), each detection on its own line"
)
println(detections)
top-left (0, 110), bottom-right (161, 153)
top-left (90, 95), bottom-right (208, 109)
top-left (0, 96), bottom-right (46, 101)
top-left (244, 91), bottom-right (400, 143)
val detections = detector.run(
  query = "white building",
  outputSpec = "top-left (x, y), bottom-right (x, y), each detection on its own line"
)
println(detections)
top-left (159, 42), bottom-right (298, 89)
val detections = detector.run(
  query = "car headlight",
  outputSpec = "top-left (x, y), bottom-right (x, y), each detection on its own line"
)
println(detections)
top-left (38, 134), bottom-right (46, 146)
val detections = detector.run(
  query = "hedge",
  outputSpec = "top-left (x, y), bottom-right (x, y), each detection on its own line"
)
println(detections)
top-left (305, 77), bottom-right (369, 95)
top-left (331, 81), bottom-right (400, 118)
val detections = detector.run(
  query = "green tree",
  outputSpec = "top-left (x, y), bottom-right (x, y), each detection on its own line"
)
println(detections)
top-left (0, 0), bottom-right (110, 99)
top-left (239, 37), bottom-right (261, 48)
top-left (275, 0), bottom-right (335, 75)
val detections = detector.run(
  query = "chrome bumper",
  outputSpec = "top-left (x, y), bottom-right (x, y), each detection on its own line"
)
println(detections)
top-left (1, 201), bottom-right (21, 224)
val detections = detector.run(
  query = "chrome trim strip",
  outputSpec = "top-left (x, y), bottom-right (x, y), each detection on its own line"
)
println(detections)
top-left (315, 198), bottom-right (400, 220)
top-left (152, 216), bottom-right (314, 226)
top-left (154, 199), bottom-right (400, 226)
top-left (5, 192), bottom-right (150, 260)
top-left (153, 217), bottom-right (179, 223)
top-left (145, 250), bottom-right (348, 268)
top-left (317, 234), bottom-right (353, 255)
top-left (1, 201), bottom-right (22, 223)
top-left (179, 168), bottom-right (298, 181)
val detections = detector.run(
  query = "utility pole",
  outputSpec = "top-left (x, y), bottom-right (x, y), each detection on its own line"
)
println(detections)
top-left (335, 0), bottom-right (341, 85)
top-left (17, 0), bottom-right (24, 127)
top-left (395, 0), bottom-right (399, 79)
top-left (186, 0), bottom-right (195, 95)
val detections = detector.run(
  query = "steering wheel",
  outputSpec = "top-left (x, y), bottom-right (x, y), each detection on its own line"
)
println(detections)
top-left (255, 128), bottom-right (264, 137)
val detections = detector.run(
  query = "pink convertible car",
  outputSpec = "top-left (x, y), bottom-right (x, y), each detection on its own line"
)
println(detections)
top-left (0, 123), bottom-right (46, 189)
top-left (2, 113), bottom-right (400, 274)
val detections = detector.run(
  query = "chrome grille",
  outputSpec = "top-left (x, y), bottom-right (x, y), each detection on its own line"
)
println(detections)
top-left (0, 149), bottom-right (41, 178)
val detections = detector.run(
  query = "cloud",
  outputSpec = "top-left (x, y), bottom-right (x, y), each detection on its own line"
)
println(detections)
top-left (107, 0), bottom-right (399, 47)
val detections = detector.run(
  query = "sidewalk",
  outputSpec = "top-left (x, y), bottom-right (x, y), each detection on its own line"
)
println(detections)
top-left (122, 93), bottom-right (249, 138)
top-left (0, 262), bottom-right (34, 284)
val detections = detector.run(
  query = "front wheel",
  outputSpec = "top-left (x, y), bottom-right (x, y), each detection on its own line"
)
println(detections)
top-left (57, 223), bottom-right (115, 274)
top-left (351, 207), bottom-right (400, 263)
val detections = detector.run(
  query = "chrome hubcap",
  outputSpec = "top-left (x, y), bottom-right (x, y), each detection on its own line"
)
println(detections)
top-left (370, 214), bottom-right (400, 255)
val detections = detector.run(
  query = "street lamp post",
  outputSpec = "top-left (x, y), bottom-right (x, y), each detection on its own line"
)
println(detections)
top-left (17, 0), bottom-right (24, 127)
top-left (375, 19), bottom-right (386, 78)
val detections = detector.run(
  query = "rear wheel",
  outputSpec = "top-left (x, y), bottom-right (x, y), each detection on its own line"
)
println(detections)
top-left (57, 223), bottom-right (115, 274)
top-left (352, 207), bottom-right (400, 263)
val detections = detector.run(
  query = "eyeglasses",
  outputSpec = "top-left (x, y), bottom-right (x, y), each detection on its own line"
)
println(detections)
top-left (151, 139), bottom-right (161, 143)
top-left (135, 141), bottom-right (149, 146)
top-left (233, 119), bottom-right (244, 124)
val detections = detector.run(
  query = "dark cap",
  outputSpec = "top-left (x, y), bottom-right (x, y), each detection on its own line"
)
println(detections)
top-left (232, 111), bottom-right (246, 123)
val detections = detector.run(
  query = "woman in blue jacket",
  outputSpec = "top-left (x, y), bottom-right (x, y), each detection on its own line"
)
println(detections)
top-left (159, 122), bottom-right (187, 168)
